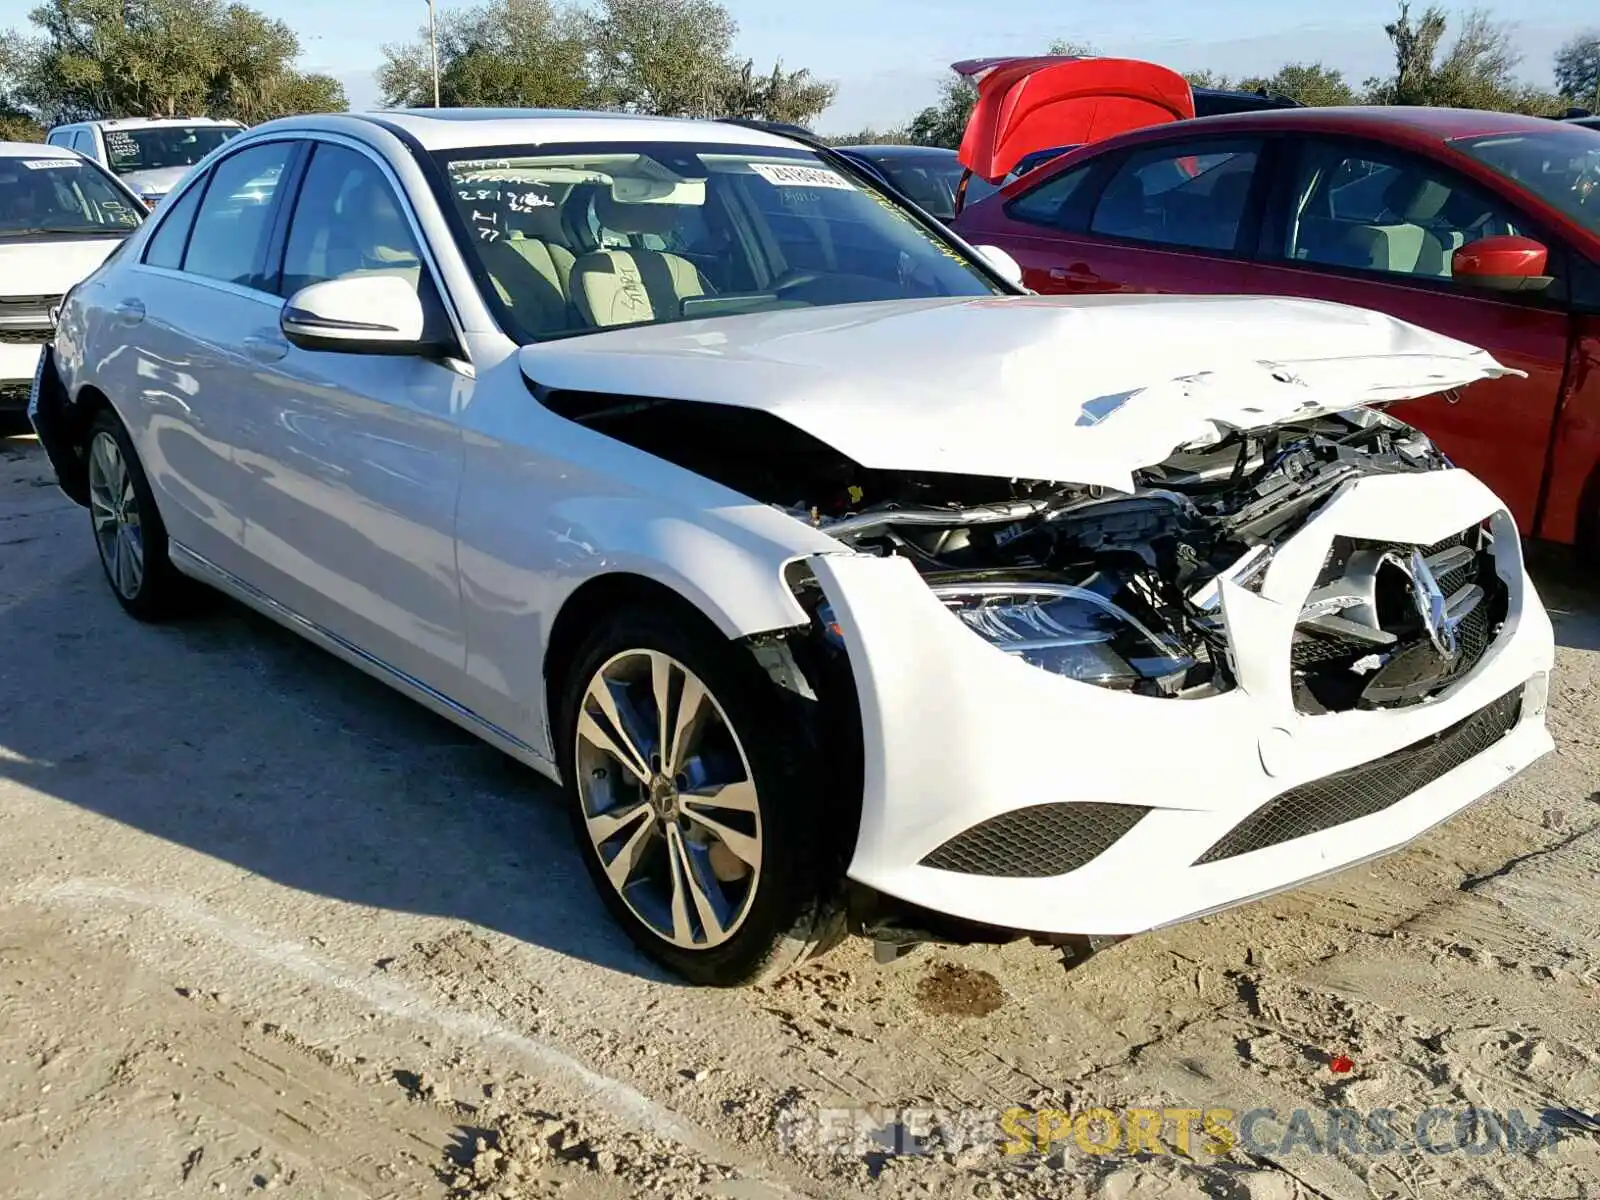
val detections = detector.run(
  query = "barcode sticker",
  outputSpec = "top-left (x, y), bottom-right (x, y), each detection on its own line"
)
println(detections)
top-left (749, 162), bottom-right (855, 191)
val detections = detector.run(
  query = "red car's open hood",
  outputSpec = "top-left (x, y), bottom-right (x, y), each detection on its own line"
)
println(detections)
top-left (954, 56), bottom-right (1195, 183)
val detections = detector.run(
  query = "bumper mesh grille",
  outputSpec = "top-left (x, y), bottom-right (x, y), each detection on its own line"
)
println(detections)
top-left (1195, 688), bottom-right (1524, 865)
top-left (921, 803), bottom-right (1151, 878)
top-left (0, 328), bottom-right (49, 345)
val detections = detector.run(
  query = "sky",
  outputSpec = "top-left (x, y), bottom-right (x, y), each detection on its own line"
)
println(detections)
top-left (0, 0), bottom-right (1589, 134)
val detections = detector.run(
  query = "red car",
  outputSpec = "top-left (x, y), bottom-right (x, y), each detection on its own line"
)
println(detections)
top-left (952, 75), bottom-right (1600, 549)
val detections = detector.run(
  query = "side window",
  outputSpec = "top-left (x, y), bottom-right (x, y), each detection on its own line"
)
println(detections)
top-left (1089, 140), bottom-right (1263, 251)
top-left (181, 141), bottom-right (295, 289)
top-left (71, 131), bottom-right (96, 158)
top-left (1006, 164), bottom-right (1093, 230)
top-left (142, 178), bottom-right (207, 269)
top-left (278, 143), bottom-right (424, 297)
top-left (46, 129), bottom-right (73, 148)
top-left (1284, 141), bottom-right (1528, 283)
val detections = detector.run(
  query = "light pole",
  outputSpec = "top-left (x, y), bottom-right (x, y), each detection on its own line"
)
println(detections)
top-left (427, 0), bottom-right (441, 108)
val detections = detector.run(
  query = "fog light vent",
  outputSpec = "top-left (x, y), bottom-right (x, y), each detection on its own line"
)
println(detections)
top-left (920, 803), bottom-right (1151, 878)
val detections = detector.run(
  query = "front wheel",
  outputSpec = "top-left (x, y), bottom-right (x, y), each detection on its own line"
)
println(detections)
top-left (557, 607), bottom-right (842, 986)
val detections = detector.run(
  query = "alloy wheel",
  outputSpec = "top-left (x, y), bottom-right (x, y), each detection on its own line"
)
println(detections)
top-left (87, 430), bottom-right (144, 601)
top-left (574, 649), bottom-right (763, 950)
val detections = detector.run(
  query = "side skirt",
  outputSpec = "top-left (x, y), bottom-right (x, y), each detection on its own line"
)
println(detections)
top-left (169, 541), bottom-right (561, 783)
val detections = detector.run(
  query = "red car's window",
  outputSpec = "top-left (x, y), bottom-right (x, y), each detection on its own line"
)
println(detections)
top-left (1284, 141), bottom-right (1530, 283)
top-left (1087, 140), bottom-right (1262, 252)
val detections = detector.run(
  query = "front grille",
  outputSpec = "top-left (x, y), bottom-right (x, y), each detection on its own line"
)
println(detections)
top-left (920, 802), bottom-right (1151, 878)
top-left (1292, 527), bottom-right (1508, 714)
top-left (0, 381), bottom-right (30, 407)
top-left (1194, 687), bottom-right (1523, 864)
top-left (0, 294), bottom-right (60, 328)
top-left (0, 328), bottom-right (49, 345)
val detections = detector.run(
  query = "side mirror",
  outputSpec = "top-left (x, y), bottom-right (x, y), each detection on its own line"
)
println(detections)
top-left (973, 243), bottom-right (1025, 288)
top-left (1452, 235), bottom-right (1553, 294)
top-left (281, 275), bottom-right (446, 355)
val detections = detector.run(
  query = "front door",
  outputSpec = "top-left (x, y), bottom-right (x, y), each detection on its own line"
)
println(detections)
top-left (236, 139), bottom-right (468, 696)
top-left (1242, 137), bottom-right (1572, 533)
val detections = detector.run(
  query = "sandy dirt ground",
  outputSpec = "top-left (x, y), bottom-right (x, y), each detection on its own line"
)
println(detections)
top-left (2, 419), bottom-right (1599, 1200)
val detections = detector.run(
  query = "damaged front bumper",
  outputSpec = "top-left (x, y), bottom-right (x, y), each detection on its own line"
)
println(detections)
top-left (809, 468), bottom-right (1555, 937)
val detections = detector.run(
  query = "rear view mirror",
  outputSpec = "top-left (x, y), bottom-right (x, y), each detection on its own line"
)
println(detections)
top-left (281, 275), bottom-right (447, 355)
top-left (974, 243), bottom-right (1026, 287)
top-left (1452, 235), bottom-right (1553, 294)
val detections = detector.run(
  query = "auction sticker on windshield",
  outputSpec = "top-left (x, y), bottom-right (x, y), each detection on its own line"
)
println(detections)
top-left (749, 163), bottom-right (855, 190)
top-left (22, 160), bottom-right (77, 170)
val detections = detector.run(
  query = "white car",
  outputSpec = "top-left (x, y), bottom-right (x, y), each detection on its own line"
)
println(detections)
top-left (44, 117), bottom-right (246, 208)
top-left (0, 141), bottom-right (144, 413)
top-left (30, 111), bottom-right (1556, 986)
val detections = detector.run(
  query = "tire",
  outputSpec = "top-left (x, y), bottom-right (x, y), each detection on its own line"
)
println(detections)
top-left (556, 605), bottom-right (843, 986)
top-left (85, 408), bottom-right (193, 621)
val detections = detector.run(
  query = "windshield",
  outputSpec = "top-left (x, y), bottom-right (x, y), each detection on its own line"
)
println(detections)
top-left (438, 142), bottom-right (1005, 343)
top-left (0, 157), bottom-right (142, 235)
top-left (1451, 128), bottom-right (1600, 234)
top-left (867, 152), bottom-right (999, 219)
top-left (105, 125), bottom-right (239, 174)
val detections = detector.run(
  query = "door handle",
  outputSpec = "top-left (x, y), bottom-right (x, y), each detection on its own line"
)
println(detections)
top-left (112, 298), bottom-right (145, 325)
top-left (1049, 264), bottom-right (1100, 284)
top-left (243, 334), bottom-right (288, 364)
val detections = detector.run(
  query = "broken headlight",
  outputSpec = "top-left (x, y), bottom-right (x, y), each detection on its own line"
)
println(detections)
top-left (930, 582), bottom-right (1196, 692)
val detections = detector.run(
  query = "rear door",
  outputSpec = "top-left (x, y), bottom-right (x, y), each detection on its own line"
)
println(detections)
top-left (1241, 136), bottom-right (1573, 533)
top-left (960, 136), bottom-right (1265, 296)
top-left (106, 137), bottom-right (302, 579)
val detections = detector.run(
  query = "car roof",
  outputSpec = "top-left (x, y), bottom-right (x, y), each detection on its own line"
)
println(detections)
top-left (1004, 105), bottom-right (1583, 181)
top-left (252, 108), bottom-right (806, 154)
top-left (81, 116), bottom-right (243, 129)
top-left (840, 144), bottom-right (956, 158)
top-left (1117, 104), bottom-right (1569, 144)
top-left (0, 141), bottom-right (80, 160)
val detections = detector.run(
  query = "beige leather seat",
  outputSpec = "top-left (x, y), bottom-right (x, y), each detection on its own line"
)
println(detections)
top-left (1337, 175), bottom-right (1451, 277)
top-left (505, 196), bottom-right (577, 301)
top-left (570, 193), bottom-right (709, 328)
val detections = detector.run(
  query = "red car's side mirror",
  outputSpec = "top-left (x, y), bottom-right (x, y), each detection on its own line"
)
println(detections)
top-left (1451, 235), bottom-right (1553, 293)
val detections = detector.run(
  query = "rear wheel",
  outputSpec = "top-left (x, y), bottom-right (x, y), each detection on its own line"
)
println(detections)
top-left (557, 607), bottom-right (842, 986)
top-left (86, 409), bottom-right (192, 621)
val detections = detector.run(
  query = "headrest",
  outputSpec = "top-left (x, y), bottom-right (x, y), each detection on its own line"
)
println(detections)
top-left (595, 191), bottom-right (686, 236)
top-left (1382, 172), bottom-right (1451, 222)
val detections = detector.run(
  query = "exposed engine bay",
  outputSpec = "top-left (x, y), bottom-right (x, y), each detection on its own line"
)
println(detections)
top-left (541, 390), bottom-right (1498, 708)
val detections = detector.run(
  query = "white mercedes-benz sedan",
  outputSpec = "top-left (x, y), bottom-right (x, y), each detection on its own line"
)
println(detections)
top-left (30, 109), bottom-right (1555, 986)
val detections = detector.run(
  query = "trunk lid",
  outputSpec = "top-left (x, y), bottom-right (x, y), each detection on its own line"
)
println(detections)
top-left (954, 55), bottom-right (1195, 183)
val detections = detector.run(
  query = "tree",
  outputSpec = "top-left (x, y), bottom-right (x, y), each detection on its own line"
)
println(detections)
top-left (1363, 3), bottom-right (1562, 114)
top-left (14, 0), bottom-right (344, 126)
top-left (1183, 69), bottom-right (1237, 90)
top-left (377, 0), bottom-right (590, 110)
top-left (908, 76), bottom-right (975, 148)
top-left (588, 0), bottom-right (738, 117)
top-left (717, 58), bottom-right (836, 126)
top-left (1555, 31), bottom-right (1600, 111)
top-left (1250, 62), bottom-right (1357, 106)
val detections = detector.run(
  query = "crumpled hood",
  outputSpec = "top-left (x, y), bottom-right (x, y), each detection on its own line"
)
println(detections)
top-left (116, 166), bottom-right (190, 196)
top-left (518, 294), bottom-right (1516, 493)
